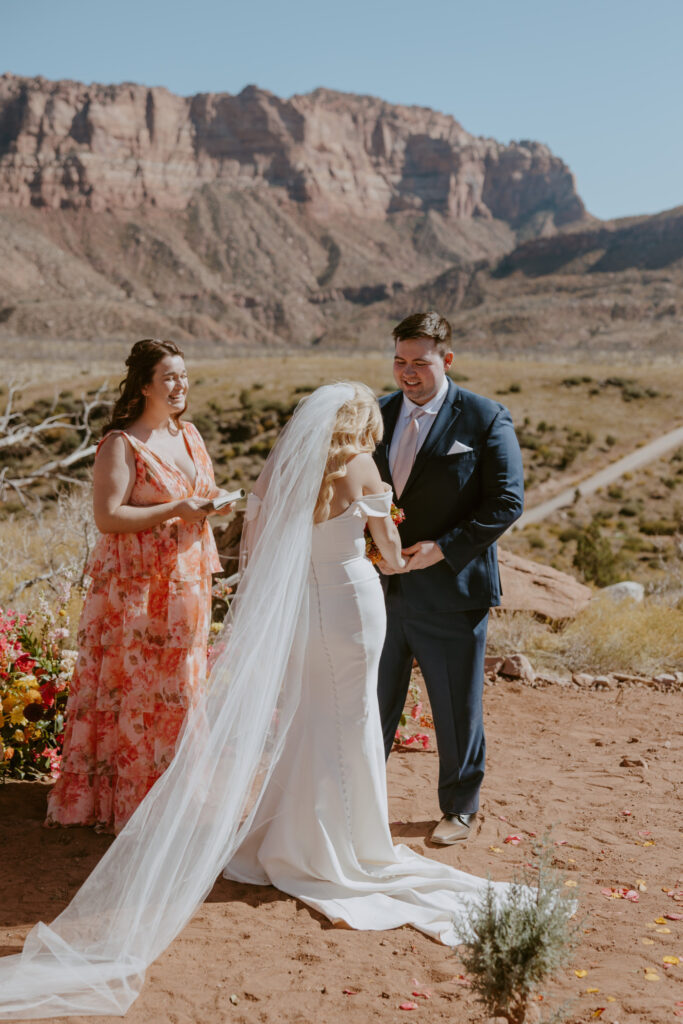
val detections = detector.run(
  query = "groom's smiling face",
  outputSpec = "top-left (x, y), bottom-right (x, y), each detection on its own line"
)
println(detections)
top-left (393, 337), bottom-right (453, 406)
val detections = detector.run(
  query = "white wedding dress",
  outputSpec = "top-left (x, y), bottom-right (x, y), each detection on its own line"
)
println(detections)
top-left (226, 489), bottom-right (501, 944)
top-left (0, 385), bottom-right (508, 1019)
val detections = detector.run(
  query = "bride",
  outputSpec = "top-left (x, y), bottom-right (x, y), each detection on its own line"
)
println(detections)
top-left (0, 382), bottom-right (509, 1019)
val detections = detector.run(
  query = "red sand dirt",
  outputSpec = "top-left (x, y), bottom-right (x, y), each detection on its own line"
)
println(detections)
top-left (1, 681), bottom-right (680, 1024)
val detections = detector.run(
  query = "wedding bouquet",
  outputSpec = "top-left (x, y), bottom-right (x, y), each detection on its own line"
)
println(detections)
top-left (364, 503), bottom-right (405, 564)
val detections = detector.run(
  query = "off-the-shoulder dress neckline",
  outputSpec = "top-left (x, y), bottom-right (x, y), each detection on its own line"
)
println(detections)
top-left (317, 490), bottom-right (391, 525)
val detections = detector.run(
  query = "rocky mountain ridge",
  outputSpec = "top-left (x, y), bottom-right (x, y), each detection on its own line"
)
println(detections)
top-left (0, 73), bottom-right (680, 357)
top-left (0, 73), bottom-right (584, 228)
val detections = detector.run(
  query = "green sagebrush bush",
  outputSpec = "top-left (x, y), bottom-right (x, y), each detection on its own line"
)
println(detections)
top-left (459, 853), bottom-right (579, 1024)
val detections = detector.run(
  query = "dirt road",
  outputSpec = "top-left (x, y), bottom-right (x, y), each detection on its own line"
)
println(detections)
top-left (516, 424), bottom-right (683, 528)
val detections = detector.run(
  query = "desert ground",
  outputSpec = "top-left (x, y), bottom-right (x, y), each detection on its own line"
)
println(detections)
top-left (1, 675), bottom-right (681, 1024)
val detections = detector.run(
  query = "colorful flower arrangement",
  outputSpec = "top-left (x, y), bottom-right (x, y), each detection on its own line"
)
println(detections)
top-left (0, 600), bottom-right (76, 781)
top-left (364, 503), bottom-right (406, 565)
top-left (394, 675), bottom-right (433, 750)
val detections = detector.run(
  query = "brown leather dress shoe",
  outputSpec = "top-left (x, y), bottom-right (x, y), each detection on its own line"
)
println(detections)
top-left (431, 812), bottom-right (477, 845)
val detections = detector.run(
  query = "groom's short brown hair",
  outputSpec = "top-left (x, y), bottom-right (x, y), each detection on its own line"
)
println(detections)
top-left (392, 311), bottom-right (452, 355)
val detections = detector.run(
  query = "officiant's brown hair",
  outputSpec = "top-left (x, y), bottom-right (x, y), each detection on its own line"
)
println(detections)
top-left (102, 339), bottom-right (186, 436)
top-left (392, 311), bottom-right (452, 356)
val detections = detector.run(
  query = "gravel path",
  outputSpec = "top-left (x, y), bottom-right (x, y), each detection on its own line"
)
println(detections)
top-left (516, 423), bottom-right (683, 528)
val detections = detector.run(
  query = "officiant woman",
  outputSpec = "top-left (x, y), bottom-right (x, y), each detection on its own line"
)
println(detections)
top-left (46, 339), bottom-right (230, 834)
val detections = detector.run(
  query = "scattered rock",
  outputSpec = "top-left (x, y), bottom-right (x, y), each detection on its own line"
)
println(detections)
top-left (500, 653), bottom-right (535, 683)
top-left (484, 655), bottom-right (505, 675)
top-left (572, 672), bottom-right (594, 687)
top-left (498, 549), bottom-right (592, 620)
top-left (619, 756), bottom-right (648, 769)
top-left (600, 581), bottom-right (645, 602)
top-left (653, 673), bottom-right (677, 689)
top-left (593, 675), bottom-right (614, 690)
top-left (613, 673), bottom-right (653, 685)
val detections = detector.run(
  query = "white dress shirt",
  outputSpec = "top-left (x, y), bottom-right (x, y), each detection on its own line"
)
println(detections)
top-left (388, 377), bottom-right (449, 478)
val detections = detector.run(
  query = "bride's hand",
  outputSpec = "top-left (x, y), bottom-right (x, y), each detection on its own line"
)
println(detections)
top-left (377, 557), bottom-right (409, 575)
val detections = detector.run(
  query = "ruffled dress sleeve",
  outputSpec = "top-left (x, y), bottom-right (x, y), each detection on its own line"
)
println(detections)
top-left (352, 490), bottom-right (393, 519)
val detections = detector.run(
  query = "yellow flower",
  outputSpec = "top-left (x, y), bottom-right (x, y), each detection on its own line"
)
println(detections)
top-left (27, 689), bottom-right (42, 703)
top-left (2, 694), bottom-right (19, 711)
top-left (12, 729), bottom-right (25, 744)
top-left (9, 707), bottom-right (26, 725)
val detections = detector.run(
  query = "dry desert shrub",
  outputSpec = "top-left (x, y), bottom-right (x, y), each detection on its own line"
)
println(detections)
top-left (539, 595), bottom-right (683, 676)
top-left (0, 487), bottom-right (95, 618)
top-left (487, 610), bottom-right (551, 659)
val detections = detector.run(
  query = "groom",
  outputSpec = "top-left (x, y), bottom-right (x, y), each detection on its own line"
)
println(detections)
top-left (374, 311), bottom-right (524, 844)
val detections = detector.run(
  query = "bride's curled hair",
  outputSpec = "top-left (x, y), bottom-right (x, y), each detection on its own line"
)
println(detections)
top-left (314, 382), bottom-right (383, 523)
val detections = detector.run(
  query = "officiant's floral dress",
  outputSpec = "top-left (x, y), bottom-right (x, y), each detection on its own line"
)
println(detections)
top-left (46, 423), bottom-right (221, 834)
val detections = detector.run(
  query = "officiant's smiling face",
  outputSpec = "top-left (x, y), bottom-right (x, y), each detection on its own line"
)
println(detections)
top-left (393, 337), bottom-right (453, 406)
top-left (142, 354), bottom-right (189, 418)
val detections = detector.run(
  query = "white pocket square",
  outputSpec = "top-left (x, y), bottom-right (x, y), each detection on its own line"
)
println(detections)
top-left (447, 440), bottom-right (473, 454)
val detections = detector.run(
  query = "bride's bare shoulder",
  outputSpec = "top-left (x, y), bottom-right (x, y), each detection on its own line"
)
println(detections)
top-left (345, 452), bottom-right (388, 493)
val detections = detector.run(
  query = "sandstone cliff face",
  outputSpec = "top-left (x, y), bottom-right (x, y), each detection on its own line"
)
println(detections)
top-left (0, 74), bottom-right (584, 227)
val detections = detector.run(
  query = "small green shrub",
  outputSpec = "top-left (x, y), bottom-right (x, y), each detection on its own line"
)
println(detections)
top-left (573, 519), bottom-right (620, 586)
top-left (460, 852), bottom-right (579, 1024)
top-left (639, 518), bottom-right (677, 536)
top-left (558, 527), bottom-right (581, 543)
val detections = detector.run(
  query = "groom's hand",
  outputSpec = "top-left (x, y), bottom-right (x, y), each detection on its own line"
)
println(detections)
top-left (401, 541), bottom-right (444, 571)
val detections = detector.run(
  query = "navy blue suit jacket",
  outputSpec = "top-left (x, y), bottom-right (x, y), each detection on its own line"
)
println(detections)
top-left (374, 379), bottom-right (524, 612)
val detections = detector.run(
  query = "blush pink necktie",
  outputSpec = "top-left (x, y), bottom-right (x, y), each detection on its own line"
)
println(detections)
top-left (392, 408), bottom-right (425, 497)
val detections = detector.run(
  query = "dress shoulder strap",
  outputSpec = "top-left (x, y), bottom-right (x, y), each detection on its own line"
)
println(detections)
top-left (95, 430), bottom-right (141, 457)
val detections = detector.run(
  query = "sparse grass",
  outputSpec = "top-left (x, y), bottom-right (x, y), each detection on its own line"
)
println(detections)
top-left (537, 596), bottom-right (683, 676)
top-left (487, 611), bottom-right (554, 661)
top-left (0, 489), bottom-right (95, 625)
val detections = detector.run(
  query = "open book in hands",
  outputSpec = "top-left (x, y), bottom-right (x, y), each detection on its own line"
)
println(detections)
top-left (209, 488), bottom-right (246, 512)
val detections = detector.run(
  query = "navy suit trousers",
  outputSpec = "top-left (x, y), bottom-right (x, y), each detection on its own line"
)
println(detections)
top-left (378, 585), bottom-right (488, 815)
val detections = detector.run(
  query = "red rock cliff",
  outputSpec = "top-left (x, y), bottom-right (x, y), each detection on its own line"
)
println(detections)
top-left (0, 74), bottom-right (585, 226)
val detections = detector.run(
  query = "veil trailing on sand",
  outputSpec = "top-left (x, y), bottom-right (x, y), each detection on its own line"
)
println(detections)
top-left (0, 383), bottom-right (355, 1020)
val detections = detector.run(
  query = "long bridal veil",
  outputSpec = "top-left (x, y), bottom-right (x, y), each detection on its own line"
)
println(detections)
top-left (0, 383), bottom-right (356, 1020)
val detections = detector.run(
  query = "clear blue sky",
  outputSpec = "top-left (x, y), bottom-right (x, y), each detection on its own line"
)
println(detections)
top-left (3, 0), bottom-right (681, 220)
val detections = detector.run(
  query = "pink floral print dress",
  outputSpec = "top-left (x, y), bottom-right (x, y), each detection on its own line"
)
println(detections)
top-left (46, 422), bottom-right (222, 834)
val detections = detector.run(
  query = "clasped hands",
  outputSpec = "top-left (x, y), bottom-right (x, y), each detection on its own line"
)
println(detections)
top-left (378, 540), bottom-right (444, 575)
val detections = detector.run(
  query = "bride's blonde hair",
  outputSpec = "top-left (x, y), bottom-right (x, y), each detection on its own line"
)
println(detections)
top-left (314, 382), bottom-right (383, 523)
